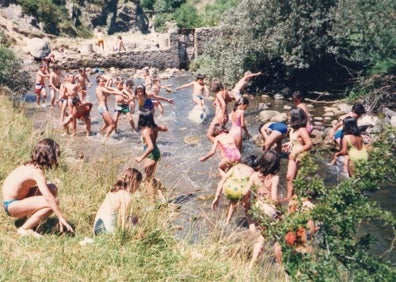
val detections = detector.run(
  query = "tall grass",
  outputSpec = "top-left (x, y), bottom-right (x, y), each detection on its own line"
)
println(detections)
top-left (0, 95), bottom-right (286, 281)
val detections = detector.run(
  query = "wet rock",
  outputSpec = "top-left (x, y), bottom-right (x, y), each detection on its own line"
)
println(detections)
top-left (258, 103), bottom-right (270, 110)
top-left (271, 112), bottom-right (288, 123)
top-left (184, 135), bottom-right (200, 145)
top-left (274, 93), bottom-right (285, 100)
top-left (259, 110), bottom-right (280, 122)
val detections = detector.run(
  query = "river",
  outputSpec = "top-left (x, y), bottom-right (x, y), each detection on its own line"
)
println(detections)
top-left (24, 71), bottom-right (395, 262)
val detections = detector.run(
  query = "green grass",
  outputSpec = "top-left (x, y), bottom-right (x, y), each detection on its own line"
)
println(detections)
top-left (0, 95), bottom-right (285, 281)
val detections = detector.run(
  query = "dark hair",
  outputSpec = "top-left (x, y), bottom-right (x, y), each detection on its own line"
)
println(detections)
top-left (245, 150), bottom-right (280, 175)
top-left (30, 138), bottom-right (60, 170)
top-left (196, 73), bottom-right (205, 80)
top-left (135, 84), bottom-right (146, 95)
top-left (96, 75), bottom-right (106, 84)
top-left (233, 96), bottom-right (249, 112)
top-left (111, 167), bottom-right (143, 193)
top-left (210, 79), bottom-right (223, 93)
top-left (342, 117), bottom-right (361, 136)
top-left (125, 80), bottom-right (134, 87)
top-left (138, 108), bottom-right (157, 130)
top-left (292, 90), bottom-right (304, 102)
top-left (212, 123), bottom-right (228, 137)
top-left (289, 107), bottom-right (307, 130)
top-left (352, 103), bottom-right (366, 116)
top-left (78, 67), bottom-right (86, 72)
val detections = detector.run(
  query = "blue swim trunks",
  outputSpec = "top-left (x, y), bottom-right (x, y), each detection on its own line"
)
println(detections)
top-left (334, 129), bottom-right (343, 140)
top-left (3, 199), bottom-right (18, 216)
top-left (269, 122), bottom-right (288, 134)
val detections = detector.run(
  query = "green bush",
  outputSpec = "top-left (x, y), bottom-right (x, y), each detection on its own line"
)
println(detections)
top-left (173, 3), bottom-right (201, 28)
top-left (0, 46), bottom-right (31, 100)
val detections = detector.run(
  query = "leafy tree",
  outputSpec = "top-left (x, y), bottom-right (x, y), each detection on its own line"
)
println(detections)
top-left (197, 0), bottom-right (396, 93)
top-left (173, 3), bottom-right (201, 29)
top-left (330, 0), bottom-right (396, 67)
top-left (140, 0), bottom-right (156, 10)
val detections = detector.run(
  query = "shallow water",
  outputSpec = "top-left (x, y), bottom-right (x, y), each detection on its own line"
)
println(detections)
top-left (25, 72), bottom-right (395, 261)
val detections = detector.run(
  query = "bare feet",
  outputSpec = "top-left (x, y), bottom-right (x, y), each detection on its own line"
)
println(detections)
top-left (17, 227), bottom-right (42, 238)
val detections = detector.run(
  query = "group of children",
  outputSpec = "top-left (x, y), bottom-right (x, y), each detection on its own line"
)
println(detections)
top-left (2, 66), bottom-right (370, 268)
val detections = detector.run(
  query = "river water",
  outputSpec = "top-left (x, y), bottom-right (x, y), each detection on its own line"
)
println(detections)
top-left (25, 71), bottom-right (395, 262)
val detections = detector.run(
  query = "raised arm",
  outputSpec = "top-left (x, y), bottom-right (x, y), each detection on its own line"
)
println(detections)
top-left (147, 91), bottom-right (174, 104)
top-left (175, 81), bottom-right (194, 91)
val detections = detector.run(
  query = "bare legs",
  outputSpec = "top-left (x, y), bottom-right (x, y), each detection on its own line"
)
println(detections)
top-left (7, 184), bottom-right (59, 237)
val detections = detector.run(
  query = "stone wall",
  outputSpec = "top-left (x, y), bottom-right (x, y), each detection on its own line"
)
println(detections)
top-left (194, 27), bottom-right (222, 58)
top-left (59, 28), bottom-right (221, 70)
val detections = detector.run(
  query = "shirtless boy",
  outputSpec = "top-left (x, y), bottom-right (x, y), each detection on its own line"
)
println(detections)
top-left (62, 74), bottom-right (82, 136)
top-left (34, 64), bottom-right (50, 106)
top-left (49, 65), bottom-right (63, 108)
top-left (96, 75), bottom-right (129, 140)
top-left (111, 78), bottom-right (137, 134)
top-left (76, 67), bottom-right (91, 101)
top-left (175, 74), bottom-right (209, 109)
top-left (149, 77), bottom-right (173, 115)
top-left (231, 71), bottom-right (262, 101)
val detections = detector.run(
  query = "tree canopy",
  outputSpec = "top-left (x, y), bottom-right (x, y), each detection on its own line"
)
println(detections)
top-left (195, 0), bottom-right (396, 97)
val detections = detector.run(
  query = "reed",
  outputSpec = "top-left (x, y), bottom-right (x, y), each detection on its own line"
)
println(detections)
top-left (0, 95), bottom-right (286, 281)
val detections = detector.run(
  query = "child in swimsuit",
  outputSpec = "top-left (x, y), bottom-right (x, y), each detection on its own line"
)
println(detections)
top-left (259, 121), bottom-right (288, 153)
top-left (200, 123), bottom-right (241, 177)
top-left (135, 84), bottom-right (174, 116)
top-left (206, 79), bottom-right (233, 142)
top-left (135, 109), bottom-right (168, 204)
top-left (292, 91), bottom-right (313, 134)
top-left (249, 150), bottom-right (282, 268)
top-left (229, 96), bottom-right (251, 151)
top-left (34, 64), bottom-right (50, 106)
top-left (286, 107), bottom-right (312, 199)
top-left (110, 78), bottom-right (137, 134)
top-left (175, 74), bottom-right (209, 109)
top-left (332, 117), bottom-right (368, 176)
top-left (328, 103), bottom-right (366, 146)
top-left (2, 138), bottom-right (74, 238)
top-left (93, 167), bottom-right (143, 235)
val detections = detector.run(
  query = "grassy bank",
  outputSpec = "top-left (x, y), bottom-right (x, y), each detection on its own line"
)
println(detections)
top-left (0, 96), bottom-right (285, 281)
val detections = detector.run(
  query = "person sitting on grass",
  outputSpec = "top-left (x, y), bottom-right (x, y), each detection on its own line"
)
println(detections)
top-left (2, 138), bottom-right (74, 238)
top-left (93, 167), bottom-right (143, 235)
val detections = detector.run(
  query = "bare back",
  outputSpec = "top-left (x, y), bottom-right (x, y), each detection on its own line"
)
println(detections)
top-left (2, 164), bottom-right (46, 200)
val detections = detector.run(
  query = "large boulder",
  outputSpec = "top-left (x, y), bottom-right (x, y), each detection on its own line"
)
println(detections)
top-left (27, 37), bottom-right (51, 59)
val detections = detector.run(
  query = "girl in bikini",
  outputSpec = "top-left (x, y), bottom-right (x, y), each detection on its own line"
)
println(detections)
top-left (199, 124), bottom-right (241, 177)
top-left (332, 117), bottom-right (368, 176)
top-left (2, 138), bottom-right (74, 238)
top-left (93, 167), bottom-right (143, 235)
top-left (135, 109), bottom-right (168, 204)
top-left (229, 96), bottom-right (251, 151)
